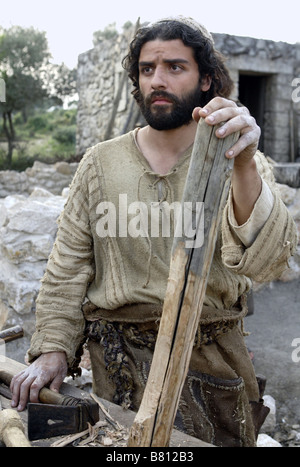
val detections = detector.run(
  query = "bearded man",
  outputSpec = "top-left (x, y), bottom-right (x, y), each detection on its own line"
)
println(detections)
top-left (10, 17), bottom-right (297, 447)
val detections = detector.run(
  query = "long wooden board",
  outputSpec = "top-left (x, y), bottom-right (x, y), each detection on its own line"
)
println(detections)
top-left (128, 119), bottom-right (239, 447)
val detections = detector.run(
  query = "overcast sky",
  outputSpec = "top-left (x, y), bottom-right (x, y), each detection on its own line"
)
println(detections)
top-left (1, 0), bottom-right (299, 68)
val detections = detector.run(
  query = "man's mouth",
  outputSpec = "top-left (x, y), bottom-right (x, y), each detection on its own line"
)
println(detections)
top-left (150, 93), bottom-right (173, 105)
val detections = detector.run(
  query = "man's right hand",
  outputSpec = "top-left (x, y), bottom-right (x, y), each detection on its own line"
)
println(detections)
top-left (10, 351), bottom-right (68, 411)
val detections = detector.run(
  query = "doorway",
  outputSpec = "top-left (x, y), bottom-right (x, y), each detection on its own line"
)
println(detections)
top-left (238, 73), bottom-right (268, 152)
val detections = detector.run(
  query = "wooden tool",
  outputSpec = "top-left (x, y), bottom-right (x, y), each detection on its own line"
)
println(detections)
top-left (0, 357), bottom-right (99, 441)
top-left (0, 396), bottom-right (31, 447)
top-left (128, 119), bottom-right (239, 447)
top-left (0, 325), bottom-right (24, 343)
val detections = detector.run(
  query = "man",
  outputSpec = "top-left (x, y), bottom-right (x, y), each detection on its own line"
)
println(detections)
top-left (10, 17), bottom-right (297, 447)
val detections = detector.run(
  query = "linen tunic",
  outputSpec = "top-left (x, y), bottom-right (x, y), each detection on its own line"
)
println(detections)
top-left (27, 129), bottom-right (298, 368)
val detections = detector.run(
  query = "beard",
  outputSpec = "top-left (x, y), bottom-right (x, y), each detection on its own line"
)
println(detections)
top-left (138, 85), bottom-right (204, 131)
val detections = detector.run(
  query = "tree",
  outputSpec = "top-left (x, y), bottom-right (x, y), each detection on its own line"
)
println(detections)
top-left (93, 23), bottom-right (118, 46)
top-left (45, 63), bottom-right (77, 105)
top-left (0, 26), bottom-right (51, 167)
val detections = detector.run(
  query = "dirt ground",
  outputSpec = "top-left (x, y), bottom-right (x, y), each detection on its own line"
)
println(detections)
top-left (245, 279), bottom-right (300, 427)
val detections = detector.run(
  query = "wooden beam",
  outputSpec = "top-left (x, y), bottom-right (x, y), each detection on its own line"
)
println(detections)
top-left (127, 119), bottom-right (239, 447)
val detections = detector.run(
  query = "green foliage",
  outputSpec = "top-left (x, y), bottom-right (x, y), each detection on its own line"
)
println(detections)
top-left (53, 126), bottom-right (76, 145)
top-left (27, 114), bottom-right (49, 132)
top-left (0, 26), bottom-right (50, 112)
top-left (0, 25), bottom-right (77, 168)
top-left (123, 21), bottom-right (133, 30)
top-left (0, 107), bottom-right (78, 171)
top-left (50, 64), bottom-right (77, 98)
top-left (0, 26), bottom-right (51, 166)
top-left (0, 25), bottom-right (50, 70)
top-left (93, 23), bottom-right (118, 45)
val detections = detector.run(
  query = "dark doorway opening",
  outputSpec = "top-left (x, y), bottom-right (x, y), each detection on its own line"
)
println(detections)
top-left (238, 73), bottom-right (268, 152)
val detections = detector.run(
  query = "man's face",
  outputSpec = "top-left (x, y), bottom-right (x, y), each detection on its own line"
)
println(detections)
top-left (138, 39), bottom-right (211, 130)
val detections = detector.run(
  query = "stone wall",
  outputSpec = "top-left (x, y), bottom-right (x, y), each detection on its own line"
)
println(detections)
top-left (0, 161), bottom-right (77, 338)
top-left (0, 160), bottom-right (78, 198)
top-left (76, 26), bottom-right (300, 163)
top-left (213, 35), bottom-right (300, 163)
top-left (0, 187), bottom-right (67, 336)
top-left (76, 25), bottom-right (142, 156)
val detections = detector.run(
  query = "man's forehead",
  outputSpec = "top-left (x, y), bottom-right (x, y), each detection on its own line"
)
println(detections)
top-left (139, 39), bottom-right (195, 62)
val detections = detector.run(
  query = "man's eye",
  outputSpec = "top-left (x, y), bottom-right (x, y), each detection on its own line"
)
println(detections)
top-left (141, 67), bottom-right (153, 74)
top-left (171, 64), bottom-right (182, 72)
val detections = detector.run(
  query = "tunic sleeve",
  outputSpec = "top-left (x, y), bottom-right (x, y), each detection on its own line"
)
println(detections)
top-left (27, 153), bottom-right (95, 368)
top-left (227, 179), bottom-right (274, 247)
top-left (221, 151), bottom-right (298, 282)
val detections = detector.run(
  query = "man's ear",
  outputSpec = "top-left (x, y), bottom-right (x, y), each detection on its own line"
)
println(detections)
top-left (200, 75), bottom-right (212, 92)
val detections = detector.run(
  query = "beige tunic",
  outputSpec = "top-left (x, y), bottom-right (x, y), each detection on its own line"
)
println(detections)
top-left (28, 129), bottom-right (298, 368)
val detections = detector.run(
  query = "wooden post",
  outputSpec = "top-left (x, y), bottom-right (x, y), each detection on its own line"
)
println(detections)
top-left (0, 408), bottom-right (31, 447)
top-left (127, 119), bottom-right (239, 447)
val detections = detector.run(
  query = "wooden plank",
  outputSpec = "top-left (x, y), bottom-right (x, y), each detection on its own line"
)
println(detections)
top-left (0, 356), bottom-right (26, 375)
top-left (0, 325), bottom-right (24, 343)
top-left (127, 119), bottom-right (239, 447)
top-left (0, 302), bottom-right (9, 331)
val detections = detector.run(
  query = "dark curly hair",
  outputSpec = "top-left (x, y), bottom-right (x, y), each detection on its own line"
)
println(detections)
top-left (122, 20), bottom-right (234, 107)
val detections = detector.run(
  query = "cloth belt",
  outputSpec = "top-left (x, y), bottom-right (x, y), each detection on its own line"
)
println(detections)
top-left (83, 296), bottom-right (249, 348)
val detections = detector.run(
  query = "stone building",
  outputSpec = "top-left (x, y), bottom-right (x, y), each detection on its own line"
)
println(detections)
top-left (76, 23), bottom-right (300, 163)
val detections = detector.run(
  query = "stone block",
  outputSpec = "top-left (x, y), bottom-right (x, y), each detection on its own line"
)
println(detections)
top-left (257, 434), bottom-right (282, 447)
top-left (0, 192), bottom-right (65, 318)
top-left (261, 395), bottom-right (277, 433)
top-left (273, 163), bottom-right (300, 188)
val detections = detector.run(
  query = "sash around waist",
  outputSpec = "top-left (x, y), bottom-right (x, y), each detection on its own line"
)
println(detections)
top-left (82, 299), bottom-right (248, 326)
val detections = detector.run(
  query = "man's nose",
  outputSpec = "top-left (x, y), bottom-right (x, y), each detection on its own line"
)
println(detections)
top-left (151, 67), bottom-right (167, 90)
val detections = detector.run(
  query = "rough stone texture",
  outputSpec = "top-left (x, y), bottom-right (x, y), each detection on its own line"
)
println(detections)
top-left (0, 187), bottom-right (67, 336)
top-left (0, 160), bottom-right (78, 198)
top-left (76, 26), bottom-right (300, 164)
top-left (273, 163), bottom-right (300, 188)
top-left (76, 24), bottom-right (144, 156)
top-left (213, 35), bottom-right (300, 164)
top-left (257, 433), bottom-right (282, 447)
top-left (261, 395), bottom-right (277, 433)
